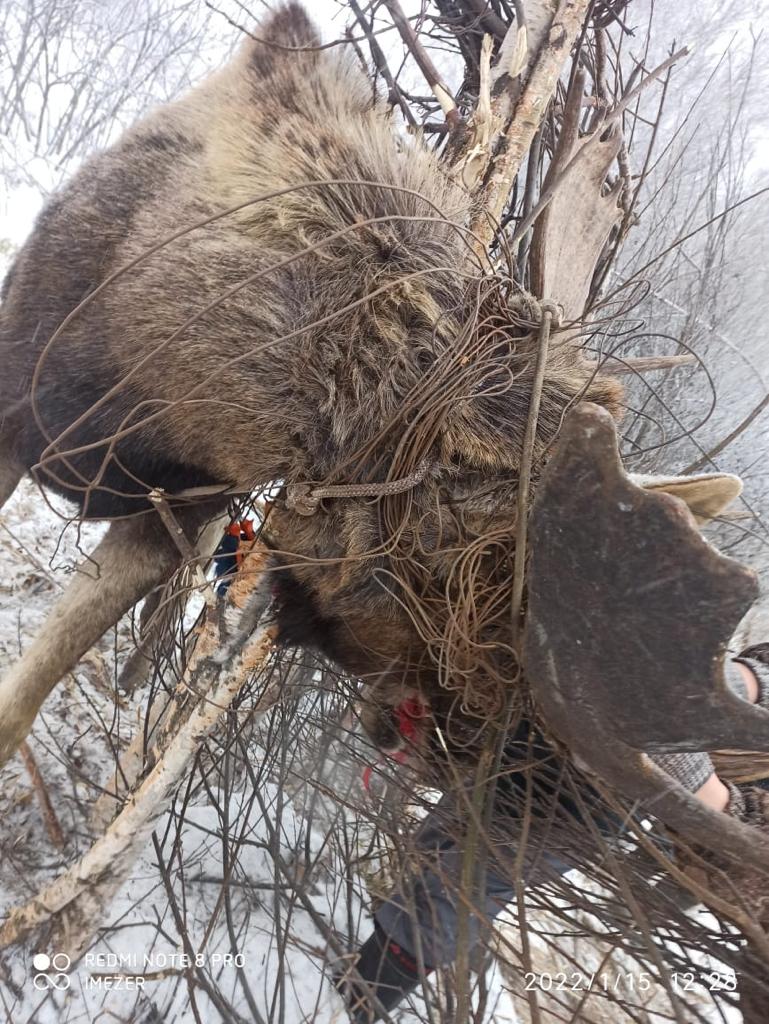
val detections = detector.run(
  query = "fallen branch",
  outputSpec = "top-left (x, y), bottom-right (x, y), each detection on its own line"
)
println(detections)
top-left (19, 741), bottom-right (65, 851)
top-left (0, 542), bottom-right (277, 959)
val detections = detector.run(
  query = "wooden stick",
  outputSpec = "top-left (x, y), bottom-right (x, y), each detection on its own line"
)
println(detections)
top-left (19, 740), bottom-right (65, 851)
top-left (149, 487), bottom-right (217, 608)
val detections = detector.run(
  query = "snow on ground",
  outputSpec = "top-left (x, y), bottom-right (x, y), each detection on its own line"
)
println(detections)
top-left (0, 481), bottom-right (352, 1022)
top-left (1, 787), bottom-right (354, 1023)
top-left (0, 479), bottom-right (519, 1023)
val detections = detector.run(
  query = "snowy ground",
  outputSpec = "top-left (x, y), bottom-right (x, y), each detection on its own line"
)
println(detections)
top-left (0, 480), bottom-right (354, 1022)
top-left (0, 479), bottom-right (520, 1023)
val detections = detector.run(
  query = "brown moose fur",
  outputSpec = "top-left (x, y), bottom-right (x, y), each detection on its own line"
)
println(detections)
top-left (0, 2), bottom-right (622, 764)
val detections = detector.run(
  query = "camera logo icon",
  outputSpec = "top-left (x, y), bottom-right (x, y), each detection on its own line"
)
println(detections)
top-left (32, 952), bottom-right (71, 990)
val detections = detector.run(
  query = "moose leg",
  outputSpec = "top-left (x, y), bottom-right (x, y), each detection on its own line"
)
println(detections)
top-left (0, 433), bottom-right (24, 510)
top-left (0, 512), bottom-right (203, 768)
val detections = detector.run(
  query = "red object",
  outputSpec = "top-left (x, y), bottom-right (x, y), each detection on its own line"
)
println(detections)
top-left (393, 697), bottom-right (427, 741)
top-left (362, 697), bottom-right (427, 791)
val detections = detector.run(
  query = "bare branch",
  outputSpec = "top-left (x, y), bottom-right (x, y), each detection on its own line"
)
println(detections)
top-left (383, 0), bottom-right (460, 126)
top-left (0, 545), bottom-right (276, 957)
top-left (587, 354), bottom-right (697, 375)
top-left (468, 0), bottom-right (591, 253)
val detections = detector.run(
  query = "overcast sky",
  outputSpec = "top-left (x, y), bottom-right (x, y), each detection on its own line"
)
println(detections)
top-left (2, 1), bottom-right (767, 260)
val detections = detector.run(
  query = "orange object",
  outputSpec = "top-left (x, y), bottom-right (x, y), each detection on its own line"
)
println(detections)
top-left (224, 519), bottom-right (256, 567)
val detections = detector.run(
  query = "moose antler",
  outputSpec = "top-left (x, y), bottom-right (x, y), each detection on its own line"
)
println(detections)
top-left (524, 402), bottom-right (769, 870)
top-left (528, 71), bottom-right (623, 322)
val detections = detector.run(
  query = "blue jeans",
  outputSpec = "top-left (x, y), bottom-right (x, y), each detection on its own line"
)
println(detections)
top-left (374, 721), bottom-right (658, 968)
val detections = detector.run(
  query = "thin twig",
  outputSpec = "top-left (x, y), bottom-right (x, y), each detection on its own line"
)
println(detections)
top-left (383, 0), bottom-right (460, 126)
top-left (589, 353), bottom-right (696, 375)
top-left (511, 303), bottom-right (557, 642)
top-left (684, 391), bottom-right (769, 473)
top-left (149, 488), bottom-right (218, 608)
top-left (18, 740), bottom-right (65, 851)
top-left (347, 0), bottom-right (417, 128)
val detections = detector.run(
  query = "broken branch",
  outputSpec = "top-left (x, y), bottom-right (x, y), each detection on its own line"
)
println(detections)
top-left (469, 0), bottom-right (591, 253)
top-left (383, 0), bottom-right (460, 126)
top-left (0, 544), bottom-right (277, 958)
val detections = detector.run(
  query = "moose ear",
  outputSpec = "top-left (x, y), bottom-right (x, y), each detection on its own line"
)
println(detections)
top-left (629, 472), bottom-right (743, 525)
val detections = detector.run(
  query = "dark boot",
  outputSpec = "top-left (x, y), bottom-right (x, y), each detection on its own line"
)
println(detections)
top-left (336, 923), bottom-right (432, 1023)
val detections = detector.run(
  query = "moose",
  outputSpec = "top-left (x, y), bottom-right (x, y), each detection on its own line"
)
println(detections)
top-left (4, 4), bottom-right (769, 1019)
top-left (0, 2), bottom-right (764, 822)
top-left (0, 1), bottom-right (611, 763)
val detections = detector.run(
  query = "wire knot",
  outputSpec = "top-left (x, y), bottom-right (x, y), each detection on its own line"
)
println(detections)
top-left (284, 482), bottom-right (321, 517)
top-left (539, 299), bottom-right (562, 325)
